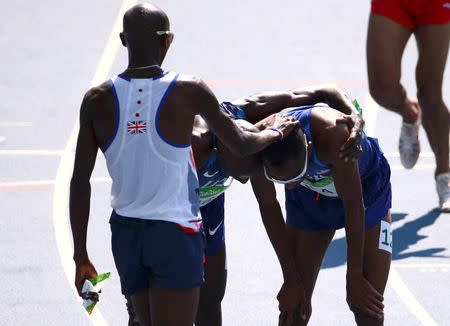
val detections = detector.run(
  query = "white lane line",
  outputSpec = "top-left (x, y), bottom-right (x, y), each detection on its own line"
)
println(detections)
top-left (52, 1), bottom-right (135, 325)
top-left (391, 164), bottom-right (435, 170)
top-left (0, 121), bottom-right (33, 127)
top-left (393, 263), bottom-right (450, 269)
top-left (0, 177), bottom-right (110, 187)
top-left (363, 94), bottom-right (379, 137)
top-left (0, 179), bottom-right (54, 187)
top-left (0, 150), bottom-right (64, 156)
top-left (362, 93), bottom-right (437, 325)
top-left (384, 152), bottom-right (435, 158)
top-left (389, 267), bottom-right (438, 326)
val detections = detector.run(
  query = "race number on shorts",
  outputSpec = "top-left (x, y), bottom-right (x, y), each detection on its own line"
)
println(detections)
top-left (378, 220), bottom-right (392, 254)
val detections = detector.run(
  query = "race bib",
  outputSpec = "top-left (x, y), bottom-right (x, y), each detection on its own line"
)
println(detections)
top-left (378, 220), bottom-right (393, 253)
top-left (300, 175), bottom-right (338, 197)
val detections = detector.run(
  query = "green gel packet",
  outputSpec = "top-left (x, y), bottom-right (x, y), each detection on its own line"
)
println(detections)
top-left (352, 99), bottom-right (363, 114)
top-left (81, 272), bottom-right (111, 314)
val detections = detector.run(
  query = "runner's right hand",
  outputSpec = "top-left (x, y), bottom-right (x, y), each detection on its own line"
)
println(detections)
top-left (277, 275), bottom-right (310, 326)
top-left (269, 115), bottom-right (300, 141)
top-left (74, 259), bottom-right (98, 296)
top-left (346, 274), bottom-right (384, 319)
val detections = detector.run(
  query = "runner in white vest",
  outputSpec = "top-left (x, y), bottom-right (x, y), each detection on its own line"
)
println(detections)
top-left (69, 4), bottom-right (298, 326)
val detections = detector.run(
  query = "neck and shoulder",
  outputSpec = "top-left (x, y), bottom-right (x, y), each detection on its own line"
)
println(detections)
top-left (310, 106), bottom-right (350, 164)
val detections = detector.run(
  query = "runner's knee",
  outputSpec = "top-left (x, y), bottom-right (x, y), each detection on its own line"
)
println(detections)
top-left (417, 87), bottom-right (446, 115)
top-left (369, 80), bottom-right (404, 109)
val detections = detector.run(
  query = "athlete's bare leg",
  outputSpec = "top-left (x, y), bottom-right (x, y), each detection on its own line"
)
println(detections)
top-left (130, 289), bottom-right (152, 326)
top-left (286, 225), bottom-right (335, 325)
top-left (195, 246), bottom-right (227, 326)
top-left (131, 286), bottom-right (200, 326)
top-left (367, 14), bottom-right (418, 124)
top-left (125, 295), bottom-right (140, 326)
top-left (414, 23), bottom-right (450, 176)
top-left (352, 212), bottom-right (392, 326)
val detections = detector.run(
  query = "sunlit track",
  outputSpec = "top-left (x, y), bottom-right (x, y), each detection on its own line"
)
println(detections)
top-left (51, 0), bottom-right (136, 325)
top-left (0, 121), bottom-right (33, 127)
top-left (362, 94), bottom-right (378, 137)
top-left (361, 88), bottom-right (439, 326)
top-left (389, 268), bottom-right (438, 325)
top-left (0, 177), bottom-right (111, 192)
top-left (3, 0), bottom-right (449, 323)
top-left (0, 150), bottom-right (65, 156)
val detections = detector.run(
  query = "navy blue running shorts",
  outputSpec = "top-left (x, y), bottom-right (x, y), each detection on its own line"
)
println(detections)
top-left (110, 211), bottom-right (205, 296)
top-left (285, 159), bottom-right (392, 231)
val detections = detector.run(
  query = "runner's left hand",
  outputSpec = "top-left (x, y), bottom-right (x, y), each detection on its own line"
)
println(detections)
top-left (346, 274), bottom-right (384, 320)
top-left (336, 113), bottom-right (365, 162)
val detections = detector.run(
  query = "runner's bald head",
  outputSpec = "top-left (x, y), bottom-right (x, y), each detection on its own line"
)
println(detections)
top-left (121, 3), bottom-right (170, 47)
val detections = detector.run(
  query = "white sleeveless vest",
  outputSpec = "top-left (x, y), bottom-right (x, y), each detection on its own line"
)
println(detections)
top-left (102, 71), bottom-right (201, 230)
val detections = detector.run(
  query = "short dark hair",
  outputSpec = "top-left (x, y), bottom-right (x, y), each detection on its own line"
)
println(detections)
top-left (261, 129), bottom-right (305, 166)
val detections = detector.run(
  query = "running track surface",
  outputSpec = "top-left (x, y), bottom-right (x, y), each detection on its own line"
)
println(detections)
top-left (1, 1), bottom-right (449, 325)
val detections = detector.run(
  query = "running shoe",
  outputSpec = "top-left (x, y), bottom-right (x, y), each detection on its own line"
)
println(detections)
top-left (436, 172), bottom-right (450, 212)
top-left (399, 118), bottom-right (420, 169)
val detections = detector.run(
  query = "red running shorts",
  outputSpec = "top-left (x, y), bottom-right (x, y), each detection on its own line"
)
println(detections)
top-left (371, 0), bottom-right (450, 29)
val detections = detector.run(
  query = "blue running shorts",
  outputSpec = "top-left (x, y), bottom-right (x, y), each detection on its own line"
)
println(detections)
top-left (286, 158), bottom-right (392, 231)
top-left (110, 211), bottom-right (205, 295)
top-left (200, 194), bottom-right (225, 256)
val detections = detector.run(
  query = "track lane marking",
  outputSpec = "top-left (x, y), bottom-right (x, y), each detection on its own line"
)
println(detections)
top-left (362, 94), bottom-right (439, 325)
top-left (0, 177), bottom-right (110, 188)
top-left (52, 1), bottom-right (135, 325)
top-left (0, 150), bottom-right (64, 156)
top-left (393, 263), bottom-right (450, 269)
top-left (0, 121), bottom-right (33, 127)
top-left (389, 268), bottom-right (438, 325)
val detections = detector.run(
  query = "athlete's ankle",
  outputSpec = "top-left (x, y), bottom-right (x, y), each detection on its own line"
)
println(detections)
top-left (400, 98), bottom-right (420, 124)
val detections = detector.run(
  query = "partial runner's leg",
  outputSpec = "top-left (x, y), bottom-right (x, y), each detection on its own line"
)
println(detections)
top-left (353, 213), bottom-right (392, 326)
top-left (130, 289), bottom-right (152, 326)
top-left (414, 23), bottom-right (450, 209)
top-left (367, 13), bottom-right (420, 169)
top-left (195, 246), bottom-right (227, 326)
top-left (286, 225), bottom-right (335, 325)
top-left (367, 14), bottom-right (415, 121)
top-left (125, 295), bottom-right (140, 326)
top-left (150, 286), bottom-right (200, 326)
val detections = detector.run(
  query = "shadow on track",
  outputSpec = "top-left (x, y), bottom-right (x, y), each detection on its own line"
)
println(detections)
top-left (321, 209), bottom-right (448, 269)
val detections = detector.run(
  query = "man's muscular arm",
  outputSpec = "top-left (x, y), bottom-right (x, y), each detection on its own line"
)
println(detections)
top-left (251, 172), bottom-right (309, 323)
top-left (70, 88), bottom-right (102, 295)
top-left (231, 84), bottom-right (361, 122)
top-left (190, 78), bottom-right (298, 156)
top-left (232, 85), bottom-right (364, 160)
top-left (325, 124), bottom-right (384, 320)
